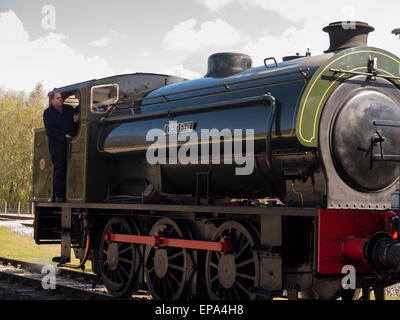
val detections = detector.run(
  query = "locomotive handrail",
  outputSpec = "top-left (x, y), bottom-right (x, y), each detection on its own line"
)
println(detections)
top-left (265, 94), bottom-right (278, 171)
top-left (264, 57), bottom-right (278, 69)
top-left (99, 94), bottom-right (275, 125)
top-left (104, 67), bottom-right (310, 116)
top-left (329, 68), bottom-right (400, 80)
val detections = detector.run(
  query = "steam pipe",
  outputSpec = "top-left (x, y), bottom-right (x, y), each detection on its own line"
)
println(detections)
top-left (58, 235), bottom-right (90, 270)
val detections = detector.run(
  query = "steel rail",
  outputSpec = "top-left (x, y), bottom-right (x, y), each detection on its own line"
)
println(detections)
top-left (0, 257), bottom-right (112, 300)
top-left (0, 256), bottom-right (96, 282)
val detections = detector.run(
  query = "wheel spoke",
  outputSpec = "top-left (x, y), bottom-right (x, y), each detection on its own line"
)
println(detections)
top-left (235, 281), bottom-right (250, 297)
top-left (115, 269), bottom-right (123, 283)
top-left (165, 276), bottom-right (175, 295)
top-left (151, 273), bottom-right (158, 288)
top-left (119, 246), bottom-right (133, 255)
top-left (236, 257), bottom-right (255, 269)
top-left (168, 270), bottom-right (181, 285)
top-left (119, 257), bottom-right (133, 265)
top-left (217, 283), bottom-right (222, 295)
top-left (236, 272), bottom-right (255, 281)
top-left (236, 241), bottom-right (249, 259)
top-left (169, 263), bottom-right (184, 272)
top-left (117, 224), bottom-right (124, 233)
top-left (161, 279), bottom-right (168, 299)
top-left (210, 262), bottom-right (218, 269)
top-left (232, 285), bottom-right (241, 299)
top-left (168, 251), bottom-right (184, 261)
top-left (119, 264), bottom-right (130, 278)
top-left (105, 268), bottom-right (111, 278)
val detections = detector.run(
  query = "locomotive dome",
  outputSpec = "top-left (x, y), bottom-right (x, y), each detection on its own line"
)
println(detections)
top-left (205, 52), bottom-right (253, 78)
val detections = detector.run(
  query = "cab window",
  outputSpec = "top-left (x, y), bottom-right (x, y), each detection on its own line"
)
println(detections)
top-left (63, 91), bottom-right (80, 109)
top-left (91, 84), bottom-right (119, 113)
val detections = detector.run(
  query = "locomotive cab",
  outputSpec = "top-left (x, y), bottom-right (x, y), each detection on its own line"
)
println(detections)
top-left (32, 73), bottom-right (187, 203)
top-left (32, 83), bottom-right (88, 203)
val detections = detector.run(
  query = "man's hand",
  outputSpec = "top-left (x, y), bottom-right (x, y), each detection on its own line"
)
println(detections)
top-left (73, 113), bottom-right (80, 123)
top-left (65, 134), bottom-right (72, 139)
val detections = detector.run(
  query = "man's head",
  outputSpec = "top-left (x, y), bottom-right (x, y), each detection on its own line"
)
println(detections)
top-left (50, 92), bottom-right (64, 109)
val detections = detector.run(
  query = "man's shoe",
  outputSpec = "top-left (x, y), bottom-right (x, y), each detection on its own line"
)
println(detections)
top-left (55, 197), bottom-right (65, 203)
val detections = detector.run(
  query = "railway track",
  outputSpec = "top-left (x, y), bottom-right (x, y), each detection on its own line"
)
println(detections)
top-left (0, 257), bottom-right (151, 300)
top-left (0, 214), bottom-right (34, 221)
top-left (0, 215), bottom-right (33, 228)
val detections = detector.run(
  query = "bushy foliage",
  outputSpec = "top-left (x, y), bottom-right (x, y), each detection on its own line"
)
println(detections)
top-left (0, 83), bottom-right (47, 205)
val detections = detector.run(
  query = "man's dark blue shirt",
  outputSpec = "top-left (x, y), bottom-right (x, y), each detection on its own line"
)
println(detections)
top-left (43, 104), bottom-right (78, 152)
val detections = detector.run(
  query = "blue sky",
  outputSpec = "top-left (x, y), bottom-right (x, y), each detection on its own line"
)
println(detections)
top-left (0, 0), bottom-right (399, 92)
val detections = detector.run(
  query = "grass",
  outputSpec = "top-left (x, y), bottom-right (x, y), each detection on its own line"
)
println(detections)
top-left (0, 227), bottom-right (92, 272)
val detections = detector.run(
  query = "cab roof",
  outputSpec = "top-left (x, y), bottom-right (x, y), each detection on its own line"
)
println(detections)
top-left (47, 72), bottom-right (182, 96)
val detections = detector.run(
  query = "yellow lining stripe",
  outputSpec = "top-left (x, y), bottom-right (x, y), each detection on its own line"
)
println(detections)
top-left (298, 50), bottom-right (400, 144)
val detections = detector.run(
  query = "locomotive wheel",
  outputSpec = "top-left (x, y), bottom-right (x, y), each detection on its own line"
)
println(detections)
top-left (144, 218), bottom-right (193, 300)
top-left (100, 216), bottom-right (140, 298)
top-left (205, 220), bottom-right (260, 300)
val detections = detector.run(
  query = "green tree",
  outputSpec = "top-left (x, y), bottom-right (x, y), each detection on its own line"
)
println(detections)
top-left (0, 83), bottom-right (47, 209)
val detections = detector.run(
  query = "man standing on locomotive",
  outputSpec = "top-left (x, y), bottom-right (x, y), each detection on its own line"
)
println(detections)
top-left (43, 92), bottom-right (79, 202)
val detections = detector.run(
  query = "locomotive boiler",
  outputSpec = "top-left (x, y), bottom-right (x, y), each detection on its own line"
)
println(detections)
top-left (32, 21), bottom-right (400, 300)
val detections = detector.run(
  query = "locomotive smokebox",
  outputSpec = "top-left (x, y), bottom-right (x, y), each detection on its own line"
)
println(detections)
top-left (205, 52), bottom-right (252, 78)
top-left (323, 21), bottom-right (375, 53)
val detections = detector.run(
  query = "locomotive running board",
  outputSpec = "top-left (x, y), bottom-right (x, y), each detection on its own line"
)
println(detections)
top-left (34, 202), bottom-right (319, 217)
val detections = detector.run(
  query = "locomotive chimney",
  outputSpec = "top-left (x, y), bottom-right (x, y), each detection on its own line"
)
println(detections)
top-left (323, 21), bottom-right (375, 53)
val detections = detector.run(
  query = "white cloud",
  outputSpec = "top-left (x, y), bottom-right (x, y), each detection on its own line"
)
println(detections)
top-left (163, 19), bottom-right (243, 52)
top-left (243, 21), bottom-right (327, 65)
top-left (197, 0), bottom-right (400, 64)
top-left (195, 0), bottom-right (235, 11)
top-left (90, 36), bottom-right (111, 47)
top-left (160, 65), bottom-right (201, 80)
top-left (0, 10), bottom-right (114, 93)
top-left (89, 29), bottom-right (126, 48)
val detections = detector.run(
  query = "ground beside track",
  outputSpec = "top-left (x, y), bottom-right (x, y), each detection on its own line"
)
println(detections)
top-left (0, 225), bottom-right (92, 272)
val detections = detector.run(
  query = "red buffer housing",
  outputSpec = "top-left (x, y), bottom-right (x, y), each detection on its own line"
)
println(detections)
top-left (318, 209), bottom-right (399, 274)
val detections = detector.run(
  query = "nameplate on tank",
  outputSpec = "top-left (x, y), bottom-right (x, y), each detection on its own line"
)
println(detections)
top-left (164, 121), bottom-right (196, 135)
